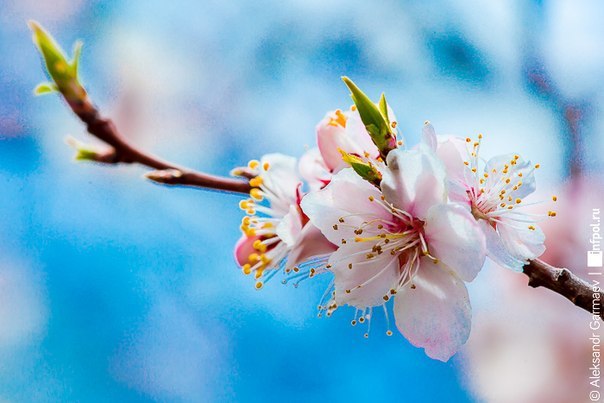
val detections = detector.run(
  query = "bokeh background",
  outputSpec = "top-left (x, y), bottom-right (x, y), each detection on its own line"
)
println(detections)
top-left (1, 0), bottom-right (603, 401)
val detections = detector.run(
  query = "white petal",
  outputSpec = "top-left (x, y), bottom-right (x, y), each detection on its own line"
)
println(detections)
top-left (394, 258), bottom-right (471, 362)
top-left (330, 242), bottom-right (399, 308)
top-left (381, 148), bottom-right (447, 219)
top-left (435, 137), bottom-right (472, 204)
top-left (421, 122), bottom-right (437, 152)
top-left (301, 168), bottom-right (388, 245)
top-left (478, 220), bottom-right (526, 271)
top-left (497, 221), bottom-right (546, 263)
top-left (484, 154), bottom-right (536, 199)
top-left (275, 205), bottom-right (303, 248)
top-left (260, 153), bottom-right (301, 212)
top-left (424, 203), bottom-right (486, 282)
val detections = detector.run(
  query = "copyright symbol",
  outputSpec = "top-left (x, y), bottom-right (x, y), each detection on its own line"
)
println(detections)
top-left (590, 390), bottom-right (600, 401)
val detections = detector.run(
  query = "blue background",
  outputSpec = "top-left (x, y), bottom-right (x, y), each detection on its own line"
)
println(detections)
top-left (1, 1), bottom-right (603, 401)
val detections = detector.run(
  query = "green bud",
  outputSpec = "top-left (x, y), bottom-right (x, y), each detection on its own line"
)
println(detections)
top-left (29, 20), bottom-right (86, 104)
top-left (341, 76), bottom-right (397, 159)
top-left (65, 136), bottom-right (111, 162)
top-left (340, 149), bottom-right (382, 187)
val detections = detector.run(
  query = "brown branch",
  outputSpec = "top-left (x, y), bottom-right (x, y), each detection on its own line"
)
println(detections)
top-left (523, 259), bottom-right (602, 319)
top-left (63, 95), bottom-right (252, 194)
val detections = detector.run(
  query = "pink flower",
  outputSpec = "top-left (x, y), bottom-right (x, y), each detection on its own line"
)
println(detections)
top-left (235, 154), bottom-right (336, 289)
top-left (431, 131), bottom-right (546, 270)
top-left (301, 148), bottom-right (486, 361)
top-left (316, 107), bottom-right (396, 173)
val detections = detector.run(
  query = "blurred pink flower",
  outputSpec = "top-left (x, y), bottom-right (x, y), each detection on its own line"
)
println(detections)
top-left (235, 153), bottom-right (335, 289)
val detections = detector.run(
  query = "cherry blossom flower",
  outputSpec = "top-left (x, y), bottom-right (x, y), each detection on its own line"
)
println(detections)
top-left (430, 131), bottom-right (548, 270)
top-left (301, 148), bottom-right (486, 361)
top-left (235, 154), bottom-right (336, 289)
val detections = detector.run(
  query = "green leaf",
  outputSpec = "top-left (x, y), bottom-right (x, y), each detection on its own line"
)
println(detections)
top-left (29, 20), bottom-right (86, 103)
top-left (341, 76), bottom-right (396, 158)
top-left (71, 40), bottom-right (83, 76)
top-left (340, 150), bottom-right (382, 186)
top-left (33, 82), bottom-right (57, 95)
top-left (378, 93), bottom-right (389, 125)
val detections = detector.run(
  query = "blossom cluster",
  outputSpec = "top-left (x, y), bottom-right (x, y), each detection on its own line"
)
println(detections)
top-left (233, 78), bottom-right (553, 361)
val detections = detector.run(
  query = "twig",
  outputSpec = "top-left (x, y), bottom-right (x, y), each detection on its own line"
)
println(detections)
top-left (523, 259), bottom-right (602, 319)
top-left (63, 95), bottom-right (252, 194)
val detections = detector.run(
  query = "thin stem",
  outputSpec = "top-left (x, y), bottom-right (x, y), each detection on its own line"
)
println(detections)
top-left (64, 96), bottom-right (252, 194)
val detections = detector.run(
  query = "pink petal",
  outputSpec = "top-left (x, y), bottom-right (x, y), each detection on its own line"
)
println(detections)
top-left (424, 203), bottom-right (486, 282)
top-left (301, 168), bottom-right (389, 245)
top-left (316, 114), bottom-right (349, 172)
top-left (234, 234), bottom-right (259, 267)
top-left (394, 257), bottom-right (471, 362)
top-left (331, 243), bottom-right (399, 308)
top-left (284, 223), bottom-right (337, 272)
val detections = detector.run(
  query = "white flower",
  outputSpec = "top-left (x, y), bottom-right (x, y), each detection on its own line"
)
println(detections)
top-left (432, 132), bottom-right (547, 270)
top-left (235, 154), bottom-right (335, 288)
top-left (301, 148), bottom-right (486, 361)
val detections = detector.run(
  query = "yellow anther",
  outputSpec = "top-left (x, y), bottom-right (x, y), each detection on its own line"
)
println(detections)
top-left (528, 225), bottom-right (536, 231)
top-left (548, 211), bottom-right (557, 217)
top-left (248, 253), bottom-right (260, 263)
top-left (263, 162), bottom-right (270, 171)
top-left (255, 269), bottom-right (264, 279)
top-left (253, 240), bottom-right (267, 253)
top-left (368, 195), bottom-right (374, 202)
top-left (552, 195), bottom-right (558, 202)
top-left (328, 109), bottom-right (348, 128)
top-left (478, 133), bottom-right (483, 139)
top-left (471, 168), bottom-right (477, 173)
top-left (391, 121), bottom-right (398, 129)
top-left (386, 330), bottom-right (393, 336)
top-left (249, 176), bottom-right (263, 187)
top-left (255, 281), bottom-right (263, 289)
top-left (463, 161), bottom-right (469, 166)
top-left (248, 160), bottom-right (260, 169)
top-left (515, 198), bottom-right (522, 204)
top-left (535, 164), bottom-right (541, 169)
top-left (246, 208), bottom-right (255, 215)
top-left (351, 104), bottom-right (357, 111)
top-left (466, 138), bottom-right (471, 143)
top-left (250, 188), bottom-right (263, 200)
top-left (242, 264), bottom-right (252, 275)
